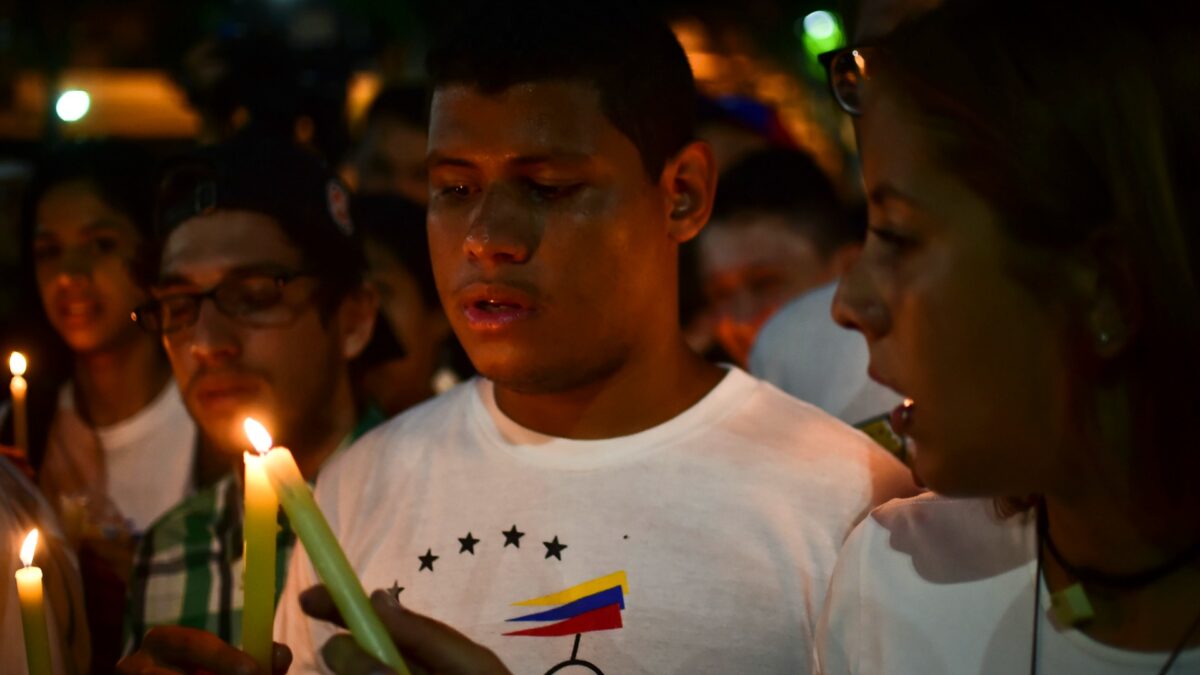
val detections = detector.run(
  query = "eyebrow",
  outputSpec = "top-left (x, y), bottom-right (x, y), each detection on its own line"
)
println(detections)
top-left (426, 151), bottom-right (593, 170)
top-left (867, 183), bottom-right (920, 208)
top-left (33, 219), bottom-right (127, 237)
top-left (154, 263), bottom-right (295, 289)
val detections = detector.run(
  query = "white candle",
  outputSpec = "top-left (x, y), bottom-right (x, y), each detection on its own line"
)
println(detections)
top-left (9, 352), bottom-right (28, 454)
top-left (15, 529), bottom-right (53, 675)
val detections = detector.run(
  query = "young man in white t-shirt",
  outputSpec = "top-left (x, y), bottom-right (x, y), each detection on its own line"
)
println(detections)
top-left (271, 5), bottom-right (916, 674)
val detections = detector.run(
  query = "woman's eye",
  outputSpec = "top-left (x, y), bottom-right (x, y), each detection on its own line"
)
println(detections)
top-left (436, 184), bottom-right (473, 199)
top-left (92, 236), bottom-right (121, 254)
top-left (528, 181), bottom-right (581, 202)
top-left (33, 241), bottom-right (61, 261)
top-left (868, 226), bottom-right (917, 249)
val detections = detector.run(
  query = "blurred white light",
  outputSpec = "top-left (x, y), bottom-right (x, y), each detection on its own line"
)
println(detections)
top-left (803, 11), bottom-right (837, 40)
top-left (55, 90), bottom-right (90, 122)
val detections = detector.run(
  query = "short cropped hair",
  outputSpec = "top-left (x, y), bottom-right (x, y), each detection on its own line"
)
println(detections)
top-left (426, 1), bottom-right (696, 179)
top-left (712, 148), bottom-right (862, 258)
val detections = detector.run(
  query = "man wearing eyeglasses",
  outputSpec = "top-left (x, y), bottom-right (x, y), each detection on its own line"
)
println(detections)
top-left (118, 137), bottom-right (381, 662)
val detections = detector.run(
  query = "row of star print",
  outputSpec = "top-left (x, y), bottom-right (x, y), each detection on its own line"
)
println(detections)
top-left (416, 525), bottom-right (569, 572)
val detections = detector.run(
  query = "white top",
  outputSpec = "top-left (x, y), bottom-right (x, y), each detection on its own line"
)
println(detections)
top-left (277, 368), bottom-right (914, 674)
top-left (749, 282), bottom-right (901, 426)
top-left (50, 380), bottom-right (196, 532)
top-left (815, 493), bottom-right (1200, 675)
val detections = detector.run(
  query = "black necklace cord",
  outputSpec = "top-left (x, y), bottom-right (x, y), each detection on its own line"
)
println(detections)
top-left (1032, 502), bottom-right (1200, 675)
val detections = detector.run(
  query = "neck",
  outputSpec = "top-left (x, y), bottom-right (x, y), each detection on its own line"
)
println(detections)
top-left (494, 336), bottom-right (724, 439)
top-left (289, 377), bottom-right (359, 481)
top-left (1041, 492), bottom-right (1200, 650)
top-left (72, 334), bottom-right (172, 428)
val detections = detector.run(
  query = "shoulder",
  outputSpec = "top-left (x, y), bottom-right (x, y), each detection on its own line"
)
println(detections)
top-left (722, 370), bottom-right (895, 469)
top-left (315, 380), bottom-right (480, 497)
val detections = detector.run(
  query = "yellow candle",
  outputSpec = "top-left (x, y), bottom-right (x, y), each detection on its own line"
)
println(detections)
top-left (9, 352), bottom-right (28, 454)
top-left (15, 529), bottom-right (53, 675)
top-left (242, 451), bottom-right (278, 671)
top-left (243, 419), bottom-right (410, 675)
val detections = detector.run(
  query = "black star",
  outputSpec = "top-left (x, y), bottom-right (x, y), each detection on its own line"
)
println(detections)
top-left (502, 525), bottom-right (525, 548)
top-left (388, 581), bottom-right (404, 601)
top-left (459, 532), bottom-right (480, 555)
top-left (418, 549), bottom-right (439, 572)
top-left (543, 536), bottom-right (568, 560)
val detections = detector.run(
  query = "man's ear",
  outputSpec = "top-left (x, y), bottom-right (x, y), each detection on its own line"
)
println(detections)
top-left (660, 140), bottom-right (717, 243)
top-left (336, 282), bottom-right (380, 360)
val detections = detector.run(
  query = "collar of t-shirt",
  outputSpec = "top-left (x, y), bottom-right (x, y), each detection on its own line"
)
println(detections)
top-left (471, 366), bottom-right (755, 471)
top-left (59, 379), bottom-right (188, 455)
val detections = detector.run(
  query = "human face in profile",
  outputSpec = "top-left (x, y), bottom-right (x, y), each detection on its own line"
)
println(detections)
top-left (426, 81), bottom-right (684, 394)
top-left (832, 89), bottom-right (1075, 497)
top-left (34, 180), bottom-right (149, 355)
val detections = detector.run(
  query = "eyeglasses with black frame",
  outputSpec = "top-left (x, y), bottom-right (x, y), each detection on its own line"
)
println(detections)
top-left (131, 269), bottom-right (318, 335)
top-left (819, 46), bottom-right (878, 117)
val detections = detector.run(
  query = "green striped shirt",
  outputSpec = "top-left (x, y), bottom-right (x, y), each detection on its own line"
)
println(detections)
top-left (122, 409), bottom-right (384, 653)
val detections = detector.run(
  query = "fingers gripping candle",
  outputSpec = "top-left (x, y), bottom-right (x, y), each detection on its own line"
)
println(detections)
top-left (15, 529), bottom-right (53, 675)
top-left (243, 419), bottom-right (410, 675)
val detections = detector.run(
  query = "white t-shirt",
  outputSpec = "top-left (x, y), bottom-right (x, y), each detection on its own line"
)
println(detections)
top-left (815, 493), bottom-right (1200, 675)
top-left (277, 368), bottom-right (914, 674)
top-left (749, 283), bottom-right (901, 427)
top-left (50, 380), bottom-right (196, 532)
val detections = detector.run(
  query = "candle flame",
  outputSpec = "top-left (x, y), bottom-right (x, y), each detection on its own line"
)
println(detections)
top-left (19, 529), bottom-right (38, 566)
top-left (243, 418), bottom-right (273, 454)
top-left (9, 352), bottom-right (26, 377)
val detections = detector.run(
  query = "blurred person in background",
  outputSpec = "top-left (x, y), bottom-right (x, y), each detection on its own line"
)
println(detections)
top-left (353, 194), bottom-right (471, 416)
top-left (817, 1), bottom-right (1200, 672)
top-left (348, 84), bottom-right (432, 205)
top-left (1, 453), bottom-right (89, 675)
top-left (697, 147), bottom-right (862, 366)
top-left (8, 141), bottom-right (198, 673)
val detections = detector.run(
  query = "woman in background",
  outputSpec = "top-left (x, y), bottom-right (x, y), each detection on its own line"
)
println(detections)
top-left (818, 1), bottom-right (1200, 673)
top-left (17, 141), bottom-right (198, 672)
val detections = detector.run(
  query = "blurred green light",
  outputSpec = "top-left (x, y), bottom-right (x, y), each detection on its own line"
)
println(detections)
top-left (803, 11), bottom-right (837, 40)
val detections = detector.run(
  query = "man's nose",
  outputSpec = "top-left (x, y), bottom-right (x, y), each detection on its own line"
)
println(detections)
top-left (463, 186), bottom-right (535, 270)
top-left (181, 298), bottom-right (241, 365)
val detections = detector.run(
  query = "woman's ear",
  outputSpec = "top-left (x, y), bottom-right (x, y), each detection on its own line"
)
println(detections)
top-left (338, 283), bottom-right (381, 360)
top-left (1081, 230), bottom-right (1141, 359)
top-left (660, 140), bottom-right (718, 243)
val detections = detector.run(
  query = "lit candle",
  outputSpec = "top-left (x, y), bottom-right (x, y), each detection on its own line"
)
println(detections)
top-left (9, 352), bottom-right (28, 454)
top-left (242, 449), bottom-right (278, 671)
top-left (243, 419), bottom-right (410, 675)
top-left (15, 529), bottom-right (53, 675)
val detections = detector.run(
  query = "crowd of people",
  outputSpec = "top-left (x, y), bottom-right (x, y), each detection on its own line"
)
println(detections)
top-left (3, 0), bottom-right (1199, 673)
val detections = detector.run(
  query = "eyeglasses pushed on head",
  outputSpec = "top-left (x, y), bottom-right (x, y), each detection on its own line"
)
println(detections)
top-left (131, 269), bottom-right (317, 335)
top-left (819, 46), bottom-right (878, 116)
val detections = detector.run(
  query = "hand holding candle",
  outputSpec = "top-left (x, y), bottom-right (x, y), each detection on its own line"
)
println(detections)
top-left (15, 529), bottom-right (53, 675)
top-left (9, 352), bottom-right (28, 454)
top-left (243, 419), bottom-right (410, 675)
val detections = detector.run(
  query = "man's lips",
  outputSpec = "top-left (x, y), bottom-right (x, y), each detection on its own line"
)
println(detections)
top-left (458, 283), bottom-right (538, 331)
top-left (189, 374), bottom-right (260, 408)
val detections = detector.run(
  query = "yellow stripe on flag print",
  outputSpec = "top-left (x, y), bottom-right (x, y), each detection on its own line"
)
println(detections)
top-left (512, 571), bottom-right (629, 606)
